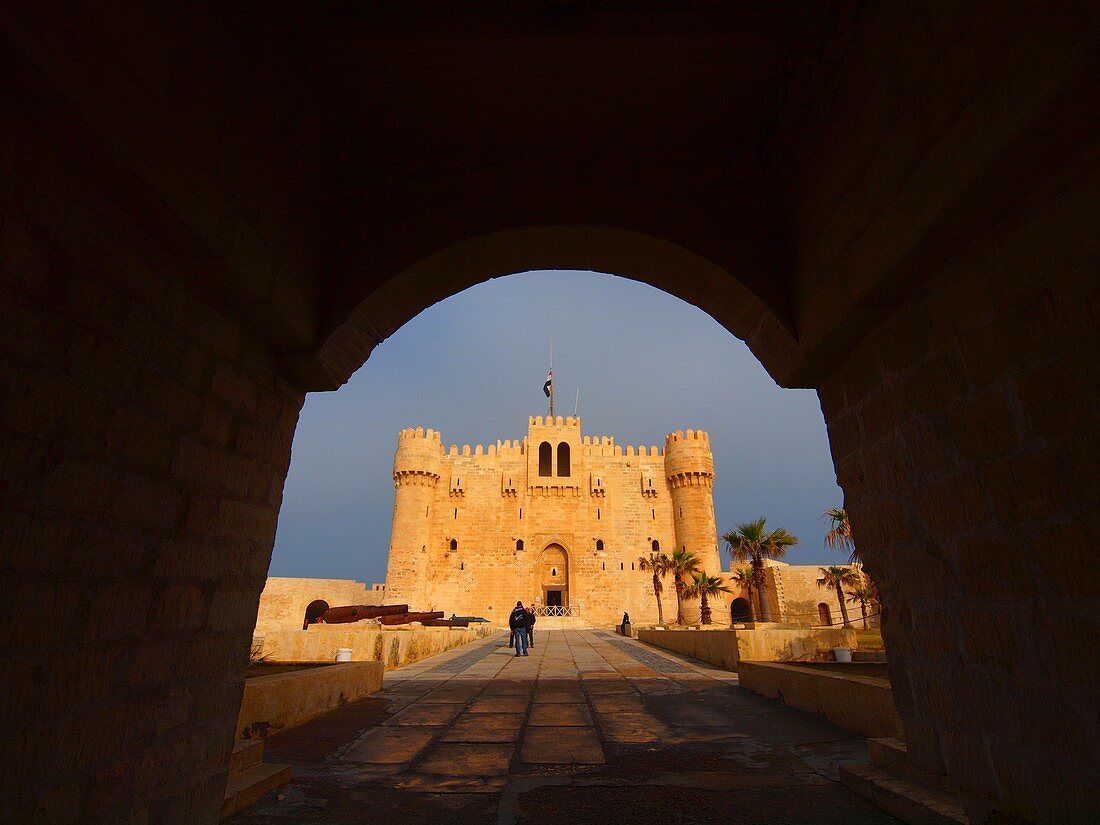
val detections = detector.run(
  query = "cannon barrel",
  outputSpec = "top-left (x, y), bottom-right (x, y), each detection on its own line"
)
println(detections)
top-left (421, 619), bottom-right (469, 627)
top-left (322, 604), bottom-right (409, 624)
top-left (377, 611), bottom-right (445, 625)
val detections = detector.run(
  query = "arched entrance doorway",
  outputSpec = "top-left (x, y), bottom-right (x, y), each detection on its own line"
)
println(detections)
top-left (730, 597), bottom-right (752, 623)
top-left (539, 544), bottom-right (569, 611)
top-left (303, 599), bottom-right (329, 629)
top-left (818, 603), bottom-right (832, 627)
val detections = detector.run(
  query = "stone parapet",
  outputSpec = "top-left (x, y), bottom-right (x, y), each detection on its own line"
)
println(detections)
top-left (236, 662), bottom-right (383, 740)
top-left (738, 662), bottom-right (902, 739)
top-left (637, 626), bottom-right (857, 672)
top-left (256, 624), bottom-right (494, 670)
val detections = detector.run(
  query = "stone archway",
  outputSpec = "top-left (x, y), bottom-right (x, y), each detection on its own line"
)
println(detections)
top-left (303, 599), bottom-right (329, 629)
top-left (730, 598), bottom-right (752, 623)
top-left (539, 544), bottom-right (569, 611)
top-left (0, 5), bottom-right (1095, 822)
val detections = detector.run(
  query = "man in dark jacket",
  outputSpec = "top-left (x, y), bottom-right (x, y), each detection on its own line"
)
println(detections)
top-left (508, 601), bottom-right (529, 656)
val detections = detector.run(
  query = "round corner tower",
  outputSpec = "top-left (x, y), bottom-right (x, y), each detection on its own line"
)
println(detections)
top-left (383, 427), bottom-right (443, 607)
top-left (664, 429), bottom-right (721, 574)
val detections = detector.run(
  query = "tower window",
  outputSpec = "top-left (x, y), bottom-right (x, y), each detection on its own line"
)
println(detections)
top-left (651, 509), bottom-right (655, 520)
top-left (461, 561), bottom-right (465, 570)
top-left (538, 441), bottom-right (552, 476)
top-left (632, 562), bottom-right (635, 570)
top-left (425, 506), bottom-right (429, 517)
top-left (557, 442), bottom-right (571, 476)
top-left (597, 508), bottom-right (601, 520)
top-left (450, 539), bottom-right (458, 551)
top-left (652, 540), bottom-right (660, 553)
top-left (679, 507), bottom-right (683, 518)
top-left (596, 539), bottom-right (604, 553)
top-left (519, 508), bottom-right (523, 520)
top-left (620, 562), bottom-right (624, 571)
top-left (516, 539), bottom-right (524, 552)
top-left (454, 508), bottom-right (458, 519)
top-left (602, 562), bottom-right (605, 571)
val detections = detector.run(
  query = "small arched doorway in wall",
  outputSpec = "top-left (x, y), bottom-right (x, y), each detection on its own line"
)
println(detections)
top-left (730, 597), bottom-right (752, 623)
top-left (818, 603), bottom-right (832, 627)
top-left (540, 544), bottom-right (569, 610)
top-left (303, 599), bottom-right (329, 630)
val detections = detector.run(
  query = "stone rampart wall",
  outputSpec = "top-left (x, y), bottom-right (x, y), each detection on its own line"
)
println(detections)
top-left (257, 624), bottom-right (494, 670)
top-left (638, 627), bottom-right (856, 672)
top-left (236, 662), bottom-right (383, 740)
top-left (738, 662), bottom-right (902, 738)
top-left (254, 577), bottom-right (383, 635)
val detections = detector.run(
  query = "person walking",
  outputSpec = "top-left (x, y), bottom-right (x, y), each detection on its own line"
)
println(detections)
top-left (508, 601), bottom-right (529, 656)
top-left (525, 606), bottom-right (536, 648)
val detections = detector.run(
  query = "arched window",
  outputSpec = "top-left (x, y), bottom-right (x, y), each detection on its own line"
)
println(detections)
top-left (538, 441), bottom-right (552, 476)
top-left (818, 603), bottom-right (832, 626)
top-left (596, 539), bottom-right (604, 553)
top-left (651, 539), bottom-right (660, 553)
top-left (516, 539), bottom-right (524, 552)
top-left (449, 538), bottom-right (458, 552)
top-left (557, 442), bottom-right (570, 476)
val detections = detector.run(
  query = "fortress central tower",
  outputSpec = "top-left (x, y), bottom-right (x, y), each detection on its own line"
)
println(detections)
top-left (383, 417), bottom-right (723, 626)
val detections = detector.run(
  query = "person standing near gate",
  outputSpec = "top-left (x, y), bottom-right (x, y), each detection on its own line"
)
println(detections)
top-left (525, 606), bottom-right (536, 648)
top-left (508, 601), bottom-right (529, 656)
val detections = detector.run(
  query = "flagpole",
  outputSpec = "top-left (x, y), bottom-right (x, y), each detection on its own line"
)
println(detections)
top-left (548, 336), bottom-right (555, 419)
top-left (574, 387), bottom-right (580, 417)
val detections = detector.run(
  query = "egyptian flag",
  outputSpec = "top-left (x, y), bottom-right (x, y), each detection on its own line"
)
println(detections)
top-left (543, 369), bottom-right (553, 398)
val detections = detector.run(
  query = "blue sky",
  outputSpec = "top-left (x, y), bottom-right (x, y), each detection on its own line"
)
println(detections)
top-left (270, 270), bottom-right (846, 583)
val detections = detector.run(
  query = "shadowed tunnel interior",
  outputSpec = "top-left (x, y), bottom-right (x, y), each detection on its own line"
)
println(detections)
top-left (0, 2), bottom-right (1097, 822)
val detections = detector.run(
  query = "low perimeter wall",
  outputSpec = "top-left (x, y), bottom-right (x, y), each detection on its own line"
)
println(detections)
top-left (637, 627), bottom-right (857, 671)
top-left (738, 662), bottom-right (903, 738)
top-left (256, 624), bottom-right (495, 670)
top-left (237, 661), bottom-right (384, 739)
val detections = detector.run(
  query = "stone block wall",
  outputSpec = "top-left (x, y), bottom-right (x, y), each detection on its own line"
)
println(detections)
top-left (638, 627), bottom-right (857, 672)
top-left (256, 624), bottom-right (494, 670)
top-left (738, 662), bottom-right (902, 739)
top-left (253, 577), bottom-right (383, 636)
top-left (0, 106), bottom-right (304, 822)
top-left (237, 662), bottom-right (384, 741)
top-left (817, 137), bottom-right (1099, 819)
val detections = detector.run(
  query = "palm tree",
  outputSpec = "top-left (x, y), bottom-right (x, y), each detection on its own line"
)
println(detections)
top-left (730, 566), bottom-right (756, 622)
top-left (666, 547), bottom-right (701, 624)
top-left (822, 506), bottom-right (861, 564)
top-left (846, 582), bottom-right (875, 629)
top-left (722, 518), bottom-right (799, 622)
top-left (637, 550), bottom-right (670, 626)
top-left (685, 571), bottom-right (732, 625)
top-left (817, 565), bottom-right (859, 627)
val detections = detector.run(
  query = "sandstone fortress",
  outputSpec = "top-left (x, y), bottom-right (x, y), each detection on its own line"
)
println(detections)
top-left (382, 416), bottom-right (722, 626)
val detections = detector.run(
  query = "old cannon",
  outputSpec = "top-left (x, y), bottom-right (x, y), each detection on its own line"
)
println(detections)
top-left (377, 611), bottom-right (445, 625)
top-left (321, 604), bottom-right (409, 624)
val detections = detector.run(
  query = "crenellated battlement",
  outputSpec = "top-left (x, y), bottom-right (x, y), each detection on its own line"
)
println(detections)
top-left (398, 426), bottom-right (444, 444)
top-left (665, 428), bottom-right (710, 447)
top-left (663, 427), bottom-right (715, 481)
top-left (528, 415), bottom-right (581, 429)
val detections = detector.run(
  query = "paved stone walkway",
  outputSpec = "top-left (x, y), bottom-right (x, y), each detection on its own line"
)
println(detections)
top-left (231, 630), bottom-right (899, 824)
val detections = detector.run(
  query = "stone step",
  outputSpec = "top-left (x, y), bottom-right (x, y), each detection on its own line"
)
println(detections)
top-left (840, 763), bottom-right (971, 825)
top-left (867, 738), bottom-right (993, 806)
top-left (220, 762), bottom-right (292, 821)
top-left (228, 739), bottom-right (264, 777)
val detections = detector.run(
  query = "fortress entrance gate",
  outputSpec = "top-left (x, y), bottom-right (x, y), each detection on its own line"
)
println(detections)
top-left (539, 544), bottom-right (569, 612)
